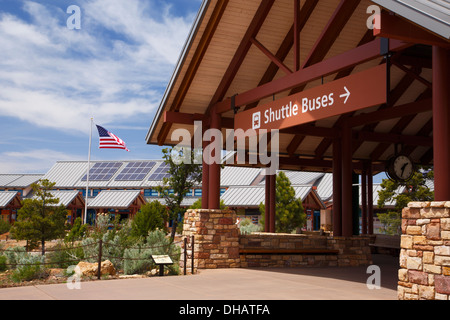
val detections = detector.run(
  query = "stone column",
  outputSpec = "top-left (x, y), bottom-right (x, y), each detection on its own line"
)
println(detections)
top-left (398, 202), bottom-right (450, 300)
top-left (181, 209), bottom-right (240, 270)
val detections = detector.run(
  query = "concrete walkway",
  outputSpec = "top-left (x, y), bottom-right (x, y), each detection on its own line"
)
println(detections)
top-left (0, 254), bottom-right (398, 300)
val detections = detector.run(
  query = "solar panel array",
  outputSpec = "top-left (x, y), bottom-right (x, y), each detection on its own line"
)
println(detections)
top-left (115, 162), bottom-right (156, 181)
top-left (81, 162), bottom-right (122, 181)
top-left (148, 162), bottom-right (171, 181)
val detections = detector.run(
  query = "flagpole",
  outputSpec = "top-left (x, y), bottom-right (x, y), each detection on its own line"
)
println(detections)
top-left (84, 117), bottom-right (93, 225)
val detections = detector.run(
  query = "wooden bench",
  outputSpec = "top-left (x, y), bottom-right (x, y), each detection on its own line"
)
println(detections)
top-left (240, 248), bottom-right (339, 255)
top-left (369, 235), bottom-right (400, 256)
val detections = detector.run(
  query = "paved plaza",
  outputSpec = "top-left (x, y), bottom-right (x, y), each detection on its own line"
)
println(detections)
top-left (0, 254), bottom-right (397, 300)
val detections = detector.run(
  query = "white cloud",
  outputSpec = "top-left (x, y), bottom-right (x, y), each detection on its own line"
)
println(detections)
top-left (0, 149), bottom-right (84, 174)
top-left (0, 0), bottom-right (194, 134)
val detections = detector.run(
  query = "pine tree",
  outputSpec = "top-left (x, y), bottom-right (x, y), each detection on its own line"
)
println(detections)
top-left (259, 172), bottom-right (306, 233)
top-left (11, 179), bottom-right (67, 255)
top-left (377, 168), bottom-right (434, 235)
top-left (131, 200), bottom-right (167, 239)
top-left (156, 147), bottom-right (202, 241)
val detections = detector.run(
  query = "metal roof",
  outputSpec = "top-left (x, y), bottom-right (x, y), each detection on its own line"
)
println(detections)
top-left (0, 174), bottom-right (43, 188)
top-left (0, 191), bottom-right (19, 208)
top-left (221, 185), bottom-right (321, 208)
top-left (49, 191), bottom-right (82, 207)
top-left (314, 173), bottom-right (334, 201)
top-left (88, 190), bottom-right (143, 209)
top-left (220, 166), bottom-right (262, 186)
top-left (373, 0), bottom-right (450, 39)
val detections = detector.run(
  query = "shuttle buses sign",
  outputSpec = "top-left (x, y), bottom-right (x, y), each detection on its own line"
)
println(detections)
top-left (234, 65), bottom-right (387, 132)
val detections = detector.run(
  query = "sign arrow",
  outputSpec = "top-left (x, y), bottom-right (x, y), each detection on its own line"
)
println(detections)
top-left (340, 86), bottom-right (351, 104)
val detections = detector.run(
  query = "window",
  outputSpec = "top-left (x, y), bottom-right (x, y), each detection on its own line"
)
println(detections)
top-left (194, 189), bottom-right (202, 197)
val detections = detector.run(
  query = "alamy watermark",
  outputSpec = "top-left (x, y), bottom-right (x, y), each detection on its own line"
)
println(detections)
top-left (366, 265), bottom-right (381, 290)
top-left (67, 5), bottom-right (81, 30)
top-left (66, 265), bottom-right (82, 290)
top-left (366, 5), bottom-right (381, 30)
top-left (170, 121), bottom-right (279, 176)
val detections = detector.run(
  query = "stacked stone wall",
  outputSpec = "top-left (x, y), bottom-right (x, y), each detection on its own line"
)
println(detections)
top-left (398, 202), bottom-right (450, 300)
top-left (240, 233), bottom-right (371, 268)
top-left (181, 209), bottom-right (241, 270)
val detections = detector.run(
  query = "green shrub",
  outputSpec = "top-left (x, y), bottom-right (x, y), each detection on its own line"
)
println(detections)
top-left (0, 220), bottom-right (11, 235)
top-left (0, 256), bottom-right (7, 272)
top-left (65, 217), bottom-right (87, 243)
top-left (131, 201), bottom-right (167, 239)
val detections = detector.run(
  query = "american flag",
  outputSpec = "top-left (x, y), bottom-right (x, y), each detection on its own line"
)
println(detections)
top-left (96, 125), bottom-right (130, 152)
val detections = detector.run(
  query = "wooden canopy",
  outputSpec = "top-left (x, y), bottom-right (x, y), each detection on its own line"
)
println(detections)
top-left (146, 0), bottom-right (450, 236)
top-left (146, 0), bottom-right (444, 172)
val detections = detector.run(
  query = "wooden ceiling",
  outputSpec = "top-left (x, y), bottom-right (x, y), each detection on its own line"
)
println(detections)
top-left (146, 0), bottom-right (440, 173)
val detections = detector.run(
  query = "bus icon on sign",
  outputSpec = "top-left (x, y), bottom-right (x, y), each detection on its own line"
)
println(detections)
top-left (252, 112), bottom-right (261, 130)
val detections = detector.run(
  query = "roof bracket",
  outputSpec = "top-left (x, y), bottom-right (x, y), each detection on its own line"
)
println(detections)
top-left (231, 94), bottom-right (238, 114)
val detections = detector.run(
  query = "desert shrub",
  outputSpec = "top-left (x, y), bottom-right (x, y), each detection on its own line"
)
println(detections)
top-left (123, 229), bottom-right (180, 275)
top-left (10, 254), bottom-right (47, 282)
top-left (3, 246), bottom-right (27, 269)
top-left (46, 241), bottom-right (84, 269)
top-left (239, 218), bottom-right (261, 235)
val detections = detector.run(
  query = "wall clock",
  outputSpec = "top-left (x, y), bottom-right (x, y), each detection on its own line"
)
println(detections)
top-left (386, 154), bottom-right (414, 182)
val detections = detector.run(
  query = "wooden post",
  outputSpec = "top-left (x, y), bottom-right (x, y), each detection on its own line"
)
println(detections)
top-left (97, 239), bottom-right (103, 280)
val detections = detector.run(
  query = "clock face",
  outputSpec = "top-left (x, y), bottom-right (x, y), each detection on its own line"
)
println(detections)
top-left (393, 155), bottom-right (413, 181)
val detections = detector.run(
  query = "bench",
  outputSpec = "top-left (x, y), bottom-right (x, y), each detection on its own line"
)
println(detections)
top-left (369, 234), bottom-right (400, 256)
top-left (240, 248), bottom-right (339, 255)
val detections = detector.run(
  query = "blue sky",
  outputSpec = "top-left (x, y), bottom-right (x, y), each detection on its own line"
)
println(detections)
top-left (0, 0), bottom-right (201, 173)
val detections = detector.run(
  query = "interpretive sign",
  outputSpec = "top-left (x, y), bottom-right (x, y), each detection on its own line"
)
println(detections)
top-left (234, 64), bottom-right (387, 132)
top-left (151, 255), bottom-right (173, 265)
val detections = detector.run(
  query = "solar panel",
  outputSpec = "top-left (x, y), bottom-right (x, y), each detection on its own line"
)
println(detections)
top-left (115, 161), bottom-right (156, 181)
top-left (148, 162), bottom-right (171, 181)
top-left (81, 162), bottom-right (123, 181)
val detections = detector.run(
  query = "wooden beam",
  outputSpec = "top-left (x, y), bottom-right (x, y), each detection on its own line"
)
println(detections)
top-left (204, 0), bottom-right (276, 117)
top-left (215, 38), bottom-right (411, 114)
top-left (312, 29), bottom-right (375, 160)
top-left (244, 0), bottom-right (319, 111)
top-left (374, 11), bottom-right (450, 48)
top-left (369, 88), bottom-right (431, 160)
top-left (301, 0), bottom-right (361, 69)
top-left (294, 0), bottom-right (301, 71)
top-left (354, 131), bottom-right (433, 147)
top-left (250, 37), bottom-right (293, 75)
top-left (348, 98), bottom-right (432, 128)
top-left (164, 111), bottom-right (234, 129)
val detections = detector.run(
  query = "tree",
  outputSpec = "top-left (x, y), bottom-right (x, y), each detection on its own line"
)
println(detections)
top-left (11, 180), bottom-right (67, 255)
top-left (259, 171), bottom-right (306, 233)
top-left (131, 200), bottom-right (167, 240)
top-left (377, 168), bottom-right (434, 235)
top-left (156, 147), bottom-right (202, 241)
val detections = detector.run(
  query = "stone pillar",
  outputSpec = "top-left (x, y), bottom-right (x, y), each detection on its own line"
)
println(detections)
top-left (398, 202), bottom-right (450, 300)
top-left (181, 209), bottom-right (240, 269)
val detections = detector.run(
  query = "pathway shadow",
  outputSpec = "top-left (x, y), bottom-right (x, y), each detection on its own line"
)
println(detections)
top-left (246, 254), bottom-right (399, 291)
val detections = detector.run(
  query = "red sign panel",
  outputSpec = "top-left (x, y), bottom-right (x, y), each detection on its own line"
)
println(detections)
top-left (234, 65), bottom-right (387, 132)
